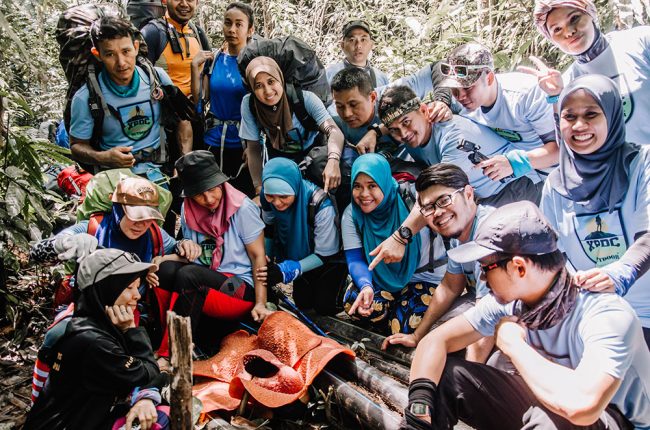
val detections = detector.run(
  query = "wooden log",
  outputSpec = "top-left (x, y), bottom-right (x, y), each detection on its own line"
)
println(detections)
top-left (365, 352), bottom-right (410, 385)
top-left (168, 311), bottom-right (193, 430)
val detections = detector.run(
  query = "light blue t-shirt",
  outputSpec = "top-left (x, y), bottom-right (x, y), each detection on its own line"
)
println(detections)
top-left (341, 184), bottom-right (448, 286)
top-left (239, 90), bottom-right (331, 152)
top-left (541, 147), bottom-right (650, 327)
top-left (563, 26), bottom-right (650, 146)
top-left (446, 204), bottom-right (494, 298)
top-left (326, 61), bottom-right (390, 87)
top-left (402, 115), bottom-right (516, 199)
top-left (460, 72), bottom-right (556, 179)
top-left (464, 291), bottom-right (650, 428)
top-left (375, 63), bottom-right (435, 100)
top-left (59, 219), bottom-right (177, 259)
top-left (70, 66), bottom-right (173, 175)
top-left (262, 204), bottom-right (340, 258)
top-left (180, 198), bottom-right (264, 286)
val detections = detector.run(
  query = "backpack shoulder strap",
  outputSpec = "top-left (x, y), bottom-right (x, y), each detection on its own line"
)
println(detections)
top-left (286, 84), bottom-right (319, 133)
top-left (143, 18), bottom-right (169, 62)
top-left (189, 21), bottom-right (210, 51)
top-left (149, 223), bottom-right (164, 256)
top-left (308, 189), bottom-right (340, 249)
top-left (87, 212), bottom-right (104, 236)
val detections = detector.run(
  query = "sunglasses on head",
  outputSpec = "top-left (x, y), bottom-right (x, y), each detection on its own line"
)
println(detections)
top-left (440, 63), bottom-right (488, 77)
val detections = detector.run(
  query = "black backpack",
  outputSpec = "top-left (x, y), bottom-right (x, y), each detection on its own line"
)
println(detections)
top-left (126, 0), bottom-right (165, 29)
top-left (141, 17), bottom-right (210, 64)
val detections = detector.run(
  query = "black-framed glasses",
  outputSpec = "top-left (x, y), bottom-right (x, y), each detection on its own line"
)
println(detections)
top-left (419, 188), bottom-right (464, 217)
top-left (440, 63), bottom-right (488, 77)
top-left (480, 258), bottom-right (511, 275)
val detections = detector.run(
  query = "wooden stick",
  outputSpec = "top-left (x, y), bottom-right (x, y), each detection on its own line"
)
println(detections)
top-left (168, 311), bottom-right (193, 430)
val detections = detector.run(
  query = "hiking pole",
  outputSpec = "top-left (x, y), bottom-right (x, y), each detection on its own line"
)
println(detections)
top-left (270, 284), bottom-right (329, 338)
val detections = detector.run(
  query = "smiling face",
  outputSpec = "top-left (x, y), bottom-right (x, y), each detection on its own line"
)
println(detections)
top-left (418, 184), bottom-right (475, 240)
top-left (341, 28), bottom-right (374, 67)
top-left (166, 0), bottom-right (197, 24)
top-left (223, 7), bottom-right (253, 53)
top-left (333, 87), bottom-right (377, 129)
top-left (545, 7), bottom-right (596, 55)
top-left (386, 105), bottom-right (431, 148)
top-left (191, 185), bottom-right (224, 212)
top-left (253, 72), bottom-right (284, 107)
top-left (264, 194), bottom-right (296, 211)
top-left (560, 89), bottom-right (608, 155)
top-left (119, 214), bottom-right (155, 239)
top-left (95, 37), bottom-right (139, 86)
top-left (114, 276), bottom-right (142, 310)
top-left (352, 173), bottom-right (384, 213)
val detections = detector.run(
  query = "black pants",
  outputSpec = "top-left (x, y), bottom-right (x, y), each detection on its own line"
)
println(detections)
top-left (431, 357), bottom-right (632, 430)
top-left (291, 261), bottom-right (348, 316)
top-left (643, 326), bottom-right (650, 350)
top-left (207, 145), bottom-right (255, 198)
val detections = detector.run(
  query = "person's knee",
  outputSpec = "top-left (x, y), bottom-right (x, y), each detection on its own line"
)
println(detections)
top-left (157, 260), bottom-right (183, 287)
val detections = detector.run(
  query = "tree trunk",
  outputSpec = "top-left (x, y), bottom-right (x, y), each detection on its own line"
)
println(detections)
top-left (168, 311), bottom-right (194, 430)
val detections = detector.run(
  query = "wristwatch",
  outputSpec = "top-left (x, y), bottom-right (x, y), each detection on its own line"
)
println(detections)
top-left (409, 401), bottom-right (431, 417)
top-left (368, 123), bottom-right (383, 137)
top-left (398, 225), bottom-right (413, 243)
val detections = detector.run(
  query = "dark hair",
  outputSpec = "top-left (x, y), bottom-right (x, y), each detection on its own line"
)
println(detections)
top-left (498, 250), bottom-right (566, 273)
top-left (415, 163), bottom-right (470, 193)
top-left (331, 68), bottom-right (373, 96)
top-left (91, 16), bottom-right (136, 50)
top-left (377, 85), bottom-right (417, 121)
top-left (225, 2), bottom-right (254, 28)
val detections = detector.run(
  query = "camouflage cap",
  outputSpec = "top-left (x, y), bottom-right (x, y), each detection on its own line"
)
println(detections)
top-left (439, 43), bottom-right (494, 89)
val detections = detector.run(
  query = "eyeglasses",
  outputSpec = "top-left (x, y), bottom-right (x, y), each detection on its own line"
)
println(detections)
top-left (440, 63), bottom-right (488, 77)
top-left (480, 258), bottom-right (511, 275)
top-left (419, 188), bottom-right (464, 217)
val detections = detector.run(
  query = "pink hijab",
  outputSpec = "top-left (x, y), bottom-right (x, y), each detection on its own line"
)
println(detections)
top-left (533, 0), bottom-right (598, 40)
top-left (184, 183), bottom-right (246, 270)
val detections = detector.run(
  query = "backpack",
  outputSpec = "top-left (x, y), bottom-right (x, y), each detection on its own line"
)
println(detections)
top-left (56, 4), bottom-right (194, 173)
top-left (143, 17), bottom-right (210, 63)
top-left (56, 165), bottom-right (93, 201)
top-left (87, 212), bottom-right (163, 258)
top-left (126, 0), bottom-right (166, 29)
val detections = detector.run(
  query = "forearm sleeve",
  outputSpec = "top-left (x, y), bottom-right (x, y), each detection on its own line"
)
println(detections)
top-left (345, 248), bottom-right (374, 291)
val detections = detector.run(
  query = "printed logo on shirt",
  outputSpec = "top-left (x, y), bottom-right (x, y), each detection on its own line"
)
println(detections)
top-left (199, 238), bottom-right (217, 266)
top-left (492, 128), bottom-right (522, 143)
top-left (573, 210), bottom-right (628, 267)
top-left (610, 73), bottom-right (634, 123)
top-left (118, 100), bottom-right (154, 141)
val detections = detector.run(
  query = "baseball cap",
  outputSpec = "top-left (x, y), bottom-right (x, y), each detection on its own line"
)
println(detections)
top-left (439, 43), bottom-right (494, 88)
top-left (342, 20), bottom-right (372, 39)
top-left (110, 177), bottom-right (164, 222)
top-left (447, 201), bottom-right (558, 264)
top-left (76, 249), bottom-right (153, 290)
top-left (175, 150), bottom-right (230, 198)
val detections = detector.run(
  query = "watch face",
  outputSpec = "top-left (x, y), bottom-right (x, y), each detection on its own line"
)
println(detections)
top-left (399, 226), bottom-right (413, 240)
top-left (410, 402), bottom-right (429, 416)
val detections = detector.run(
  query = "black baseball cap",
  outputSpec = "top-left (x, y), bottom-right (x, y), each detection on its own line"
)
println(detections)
top-left (175, 150), bottom-right (229, 198)
top-left (342, 20), bottom-right (372, 39)
top-left (447, 201), bottom-right (558, 263)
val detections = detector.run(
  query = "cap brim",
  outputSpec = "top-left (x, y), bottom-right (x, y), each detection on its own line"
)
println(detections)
top-left (439, 76), bottom-right (470, 89)
top-left (112, 260), bottom-right (155, 276)
top-left (447, 241), bottom-right (497, 264)
top-left (180, 173), bottom-right (229, 198)
top-left (344, 25), bottom-right (371, 37)
top-left (123, 204), bottom-right (164, 222)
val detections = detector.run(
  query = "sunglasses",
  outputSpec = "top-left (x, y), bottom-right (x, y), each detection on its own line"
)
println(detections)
top-left (440, 63), bottom-right (488, 77)
top-left (419, 188), bottom-right (464, 217)
top-left (480, 257), bottom-right (512, 275)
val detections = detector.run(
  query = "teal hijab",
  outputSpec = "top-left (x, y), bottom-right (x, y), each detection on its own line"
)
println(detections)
top-left (351, 154), bottom-right (421, 292)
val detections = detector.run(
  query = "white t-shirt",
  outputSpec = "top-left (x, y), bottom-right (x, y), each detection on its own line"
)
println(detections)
top-left (465, 290), bottom-right (650, 428)
top-left (564, 26), bottom-right (650, 146)
top-left (541, 147), bottom-right (650, 327)
top-left (180, 198), bottom-right (264, 286)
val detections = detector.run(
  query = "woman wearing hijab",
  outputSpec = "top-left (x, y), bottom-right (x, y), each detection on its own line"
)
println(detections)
top-left (154, 151), bottom-right (272, 365)
top-left (24, 249), bottom-right (169, 430)
top-left (540, 74), bottom-right (650, 347)
top-left (191, 2), bottom-right (256, 196)
top-left (532, 0), bottom-right (650, 144)
top-left (341, 154), bottom-right (447, 335)
top-left (239, 56), bottom-right (346, 198)
top-left (256, 157), bottom-right (347, 315)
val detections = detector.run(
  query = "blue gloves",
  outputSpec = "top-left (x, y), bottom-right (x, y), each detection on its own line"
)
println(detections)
top-left (277, 260), bottom-right (302, 283)
top-left (602, 262), bottom-right (638, 296)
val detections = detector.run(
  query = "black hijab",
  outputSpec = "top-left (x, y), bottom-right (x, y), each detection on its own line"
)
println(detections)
top-left (549, 74), bottom-right (640, 213)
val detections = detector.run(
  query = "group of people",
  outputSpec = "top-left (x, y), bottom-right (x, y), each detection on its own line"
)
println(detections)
top-left (23, 0), bottom-right (650, 428)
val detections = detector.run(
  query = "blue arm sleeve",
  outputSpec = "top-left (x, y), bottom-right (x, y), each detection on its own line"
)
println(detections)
top-left (345, 248), bottom-right (374, 291)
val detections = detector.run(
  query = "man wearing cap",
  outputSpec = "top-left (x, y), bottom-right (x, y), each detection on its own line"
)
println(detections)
top-left (439, 43), bottom-right (558, 187)
top-left (403, 201), bottom-right (650, 429)
top-left (326, 20), bottom-right (389, 88)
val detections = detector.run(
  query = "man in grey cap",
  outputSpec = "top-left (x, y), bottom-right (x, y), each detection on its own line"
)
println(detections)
top-left (402, 201), bottom-right (650, 430)
top-left (325, 19), bottom-right (389, 87)
top-left (440, 42), bottom-right (558, 189)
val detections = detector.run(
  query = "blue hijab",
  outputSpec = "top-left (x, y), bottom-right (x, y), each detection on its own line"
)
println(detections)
top-left (94, 204), bottom-right (156, 263)
top-left (261, 158), bottom-right (325, 261)
top-left (351, 154), bottom-right (421, 292)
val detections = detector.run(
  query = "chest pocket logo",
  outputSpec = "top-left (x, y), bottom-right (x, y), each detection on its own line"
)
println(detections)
top-left (573, 210), bottom-right (628, 267)
top-left (199, 238), bottom-right (217, 266)
top-left (117, 100), bottom-right (154, 141)
top-left (492, 128), bottom-right (522, 143)
top-left (610, 73), bottom-right (634, 123)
